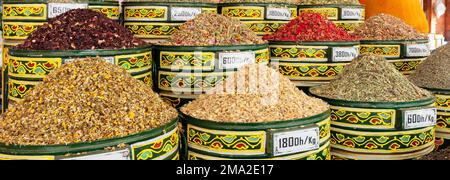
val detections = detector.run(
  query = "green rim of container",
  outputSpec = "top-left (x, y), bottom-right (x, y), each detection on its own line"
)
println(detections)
top-left (298, 4), bottom-right (364, 8)
top-left (123, 2), bottom-right (217, 7)
top-left (268, 40), bottom-right (360, 46)
top-left (153, 43), bottom-right (268, 52)
top-left (0, 118), bottom-right (178, 156)
top-left (181, 110), bottom-right (330, 131)
top-left (424, 87), bottom-right (450, 95)
top-left (309, 92), bottom-right (435, 109)
top-left (9, 45), bottom-right (152, 58)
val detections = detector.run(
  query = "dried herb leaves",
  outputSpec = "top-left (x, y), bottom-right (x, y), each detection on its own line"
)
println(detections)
top-left (17, 9), bottom-right (147, 50)
top-left (0, 58), bottom-right (178, 146)
top-left (310, 54), bottom-right (432, 102)
top-left (181, 64), bottom-right (329, 122)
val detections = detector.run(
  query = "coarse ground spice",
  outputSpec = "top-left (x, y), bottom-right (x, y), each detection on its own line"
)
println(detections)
top-left (299, 0), bottom-right (360, 5)
top-left (263, 13), bottom-right (355, 41)
top-left (417, 147), bottom-right (450, 160)
top-left (17, 9), bottom-right (147, 50)
top-left (181, 64), bottom-right (329, 123)
top-left (353, 13), bottom-right (427, 40)
top-left (0, 58), bottom-right (178, 146)
top-left (161, 13), bottom-right (266, 46)
top-left (310, 54), bottom-right (432, 102)
top-left (409, 44), bottom-right (450, 90)
top-left (220, 0), bottom-right (298, 4)
top-left (125, 0), bottom-right (219, 2)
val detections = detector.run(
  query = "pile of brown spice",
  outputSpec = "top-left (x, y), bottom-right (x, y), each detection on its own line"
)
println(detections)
top-left (181, 64), bottom-right (329, 123)
top-left (417, 147), bottom-right (450, 160)
top-left (17, 9), bottom-right (147, 50)
top-left (0, 58), bottom-right (178, 146)
top-left (409, 44), bottom-right (450, 90)
top-left (161, 13), bottom-right (266, 46)
top-left (353, 13), bottom-right (427, 41)
top-left (310, 54), bottom-right (432, 102)
top-left (299, 0), bottom-right (360, 5)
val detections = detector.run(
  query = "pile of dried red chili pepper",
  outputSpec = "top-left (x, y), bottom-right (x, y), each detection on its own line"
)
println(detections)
top-left (263, 13), bottom-right (355, 42)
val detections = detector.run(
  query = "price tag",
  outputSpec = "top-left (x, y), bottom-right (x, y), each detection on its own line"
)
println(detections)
top-left (266, 7), bottom-right (292, 20)
top-left (272, 126), bottom-right (320, 157)
top-left (48, 3), bottom-right (88, 18)
top-left (62, 149), bottom-right (131, 160)
top-left (218, 51), bottom-right (256, 69)
top-left (332, 47), bottom-right (358, 62)
top-left (170, 7), bottom-right (202, 21)
top-left (402, 107), bottom-right (437, 130)
top-left (341, 8), bottom-right (363, 20)
top-left (405, 44), bottom-right (430, 57)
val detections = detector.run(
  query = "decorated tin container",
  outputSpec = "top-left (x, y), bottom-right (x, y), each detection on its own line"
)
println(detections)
top-left (182, 110), bottom-right (331, 160)
top-left (359, 39), bottom-right (430, 75)
top-left (153, 44), bottom-right (270, 108)
top-left (268, 41), bottom-right (359, 88)
top-left (1, 0), bottom-right (120, 41)
top-left (5, 45), bottom-right (153, 110)
top-left (122, 1), bottom-right (218, 43)
top-left (219, 3), bottom-right (298, 36)
top-left (298, 4), bottom-right (365, 33)
top-left (310, 94), bottom-right (437, 160)
top-left (1, 40), bottom-right (20, 113)
top-left (426, 88), bottom-right (450, 150)
top-left (0, 118), bottom-right (180, 160)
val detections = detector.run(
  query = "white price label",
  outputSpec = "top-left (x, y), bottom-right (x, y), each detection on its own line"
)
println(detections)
top-left (48, 3), bottom-right (88, 18)
top-left (403, 107), bottom-right (437, 130)
top-left (63, 149), bottom-right (131, 160)
top-left (332, 47), bottom-right (358, 62)
top-left (171, 7), bottom-right (202, 21)
top-left (341, 8), bottom-right (363, 20)
top-left (406, 44), bottom-right (430, 57)
top-left (272, 127), bottom-right (320, 156)
top-left (266, 7), bottom-right (292, 20)
top-left (218, 51), bottom-right (256, 69)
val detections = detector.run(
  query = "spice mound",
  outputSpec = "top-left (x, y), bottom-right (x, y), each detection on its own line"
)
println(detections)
top-left (17, 9), bottom-right (147, 50)
top-left (263, 13), bottom-right (355, 42)
top-left (181, 64), bottom-right (329, 123)
top-left (409, 44), bottom-right (450, 90)
top-left (353, 13), bottom-right (427, 41)
top-left (310, 54), bottom-right (432, 102)
top-left (0, 58), bottom-right (178, 146)
top-left (299, 0), bottom-right (360, 5)
top-left (221, 0), bottom-right (298, 4)
top-left (162, 13), bottom-right (266, 46)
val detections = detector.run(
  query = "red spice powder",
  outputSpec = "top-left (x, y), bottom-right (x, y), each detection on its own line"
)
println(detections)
top-left (263, 13), bottom-right (355, 42)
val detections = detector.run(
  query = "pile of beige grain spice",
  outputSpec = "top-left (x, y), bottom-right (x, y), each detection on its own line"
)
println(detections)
top-left (0, 58), bottom-right (178, 146)
top-left (161, 13), bottom-right (266, 46)
top-left (409, 44), bottom-right (450, 90)
top-left (310, 54), bottom-right (432, 102)
top-left (353, 13), bottom-right (427, 40)
top-left (181, 64), bottom-right (329, 123)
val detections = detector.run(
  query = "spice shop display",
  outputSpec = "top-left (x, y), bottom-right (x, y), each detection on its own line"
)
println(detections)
top-left (409, 44), bottom-right (450, 151)
top-left (122, 0), bottom-right (218, 43)
top-left (181, 64), bottom-right (331, 160)
top-left (153, 13), bottom-right (269, 108)
top-left (265, 13), bottom-right (359, 88)
top-left (5, 9), bottom-right (152, 111)
top-left (219, 0), bottom-right (298, 36)
top-left (298, 0), bottom-right (364, 33)
top-left (310, 54), bottom-right (436, 160)
top-left (354, 14), bottom-right (430, 75)
top-left (0, 59), bottom-right (180, 160)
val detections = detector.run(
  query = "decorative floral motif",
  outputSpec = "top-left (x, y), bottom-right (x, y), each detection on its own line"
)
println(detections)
top-left (436, 94), bottom-right (450, 110)
top-left (245, 21), bottom-right (288, 35)
top-left (334, 21), bottom-right (364, 33)
top-left (2, 4), bottom-right (46, 20)
top-left (270, 46), bottom-right (328, 61)
top-left (116, 52), bottom-right (152, 73)
top-left (330, 106), bottom-right (396, 129)
top-left (299, 8), bottom-right (339, 20)
top-left (331, 127), bottom-right (435, 153)
top-left (133, 72), bottom-right (153, 88)
top-left (8, 56), bottom-right (62, 79)
top-left (276, 62), bottom-right (347, 80)
top-left (390, 59), bottom-right (424, 75)
top-left (8, 79), bottom-right (39, 102)
top-left (222, 6), bottom-right (264, 20)
top-left (132, 128), bottom-right (179, 160)
top-left (124, 22), bottom-right (181, 39)
top-left (124, 6), bottom-right (167, 20)
top-left (158, 71), bottom-right (230, 93)
top-left (89, 6), bottom-right (120, 20)
top-left (436, 111), bottom-right (450, 131)
top-left (359, 45), bottom-right (401, 58)
top-left (160, 51), bottom-right (215, 70)
top-left (255, 49), bottom-right (270, 64)
top-left (2, 22), bottom-right (44, 40)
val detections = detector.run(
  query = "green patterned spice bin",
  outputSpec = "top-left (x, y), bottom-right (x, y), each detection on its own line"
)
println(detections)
top-left (426, 88), bottom-right (450, 150)
top-left (268, 41), bottom-right (360, 88)
top-left (359, 39), bottom-right (430, 75)
top-left (182, 110), bottom-right (331, 160)
top-left (1, 0), bottom-right (120, 40)
top-left (220, 3), bottom-right (298, 36)
top-left (1, 40), bottom-right (20, 113)
top-left (298, 4), bottom-right (365, 33)
top-left (122, 2), bottom-right (218, 42)
top-left (0, 119), bottom-right (179, 160)
top-left (310, 94), bottom-right (437, 160)
top-left (153, 44), bottom-right (270, 108)
top-left (5, 45), bottom-right (153, 111)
